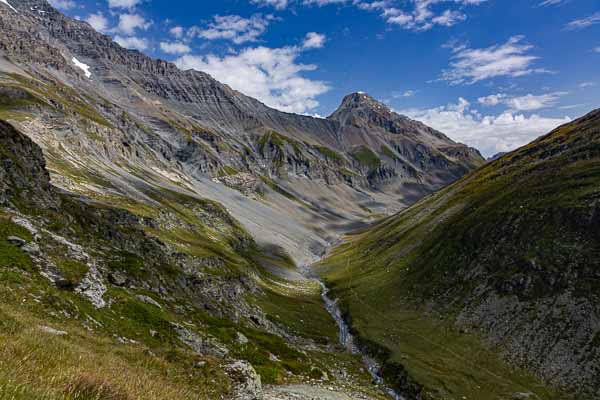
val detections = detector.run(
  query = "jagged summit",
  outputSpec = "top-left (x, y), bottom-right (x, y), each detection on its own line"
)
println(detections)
top-left (329, 92), bottom-right (392, 121)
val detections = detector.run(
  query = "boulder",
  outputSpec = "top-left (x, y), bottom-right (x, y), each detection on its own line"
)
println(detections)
top-left (7, 236), bottom-right (26, 247)
top-left (226, 360), bottom-right (263, 400)
top-left (135, 294), bottom-right (162, 309)
top-left (39, 326), bottom-right (68, 336)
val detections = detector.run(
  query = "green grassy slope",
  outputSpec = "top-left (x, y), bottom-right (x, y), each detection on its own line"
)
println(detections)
top-left (0, 120), bottom-right (390, 399)
top-left (318, 109), bottom-right (600, 399)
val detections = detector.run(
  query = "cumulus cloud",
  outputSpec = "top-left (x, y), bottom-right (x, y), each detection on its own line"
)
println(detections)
top-left (565, 12), bottom-right (600, 30)
top-left (400, 97), bottom-right (571, 157)
top-left (160, 41), bottom-right (191, 54)
top-left (85, 12), bottom-right (109, 32)
top-left (478, 92), bottom-right (567, 111)
top-left (439, 36), bottom-right (550, 85)
top-left (114, 35), bottom-right (148, 51)
top-left (48, 0), bottom-right (76, 10)
top-left (190, 14), bottom-right (274, 45)
top-left (175, 43), bottom-right (329, 114)
top-left (302, 32), bottom-right (326, 49)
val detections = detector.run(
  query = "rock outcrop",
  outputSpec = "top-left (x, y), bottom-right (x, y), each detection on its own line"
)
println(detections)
top-left (0, 120), bottom-right (58, 209)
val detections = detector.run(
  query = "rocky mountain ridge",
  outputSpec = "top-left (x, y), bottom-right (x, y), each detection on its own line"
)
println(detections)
top-left (0, 0), bottom-right (483, 265)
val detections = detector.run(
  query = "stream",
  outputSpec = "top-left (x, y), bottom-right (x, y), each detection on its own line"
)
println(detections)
top-left (318, 281), bottom-right (404, 400)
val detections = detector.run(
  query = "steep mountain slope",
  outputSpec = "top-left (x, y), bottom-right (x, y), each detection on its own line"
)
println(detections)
top-left (0, 0), bottom-right (483, 265)
top-left (0, 119), bottom-right (397, 399)
top-left (319, 110), bottom-right (600, 399)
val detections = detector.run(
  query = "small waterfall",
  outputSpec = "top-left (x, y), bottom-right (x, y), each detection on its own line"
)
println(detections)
top-left (318, 282), bottom-right (404, 400)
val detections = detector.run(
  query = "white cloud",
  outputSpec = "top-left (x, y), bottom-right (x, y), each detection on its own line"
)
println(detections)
top-left (565, 12), bottom-right (600, 30)
top-left (594, 46), bottom-right (600, 53)
top-left (477, 93), bottom-right (507, 106)
top-left (160, 41), bottom-right (191, 54)
top-left (169, 26), bottom-right (184, 38)
top-left (250, 0), bottom-right (485, 31)
top-left (356, 1), bottom-right (391, 11)
top-left (439, 36), bottom-right (549, 85)
top-left (392, 90), bottom-right (417, 98)
top-left (85, 12), bottom-right (109, 32)
top-left (362, 0), bottom-right (486, 31)
top-left (116, 13), bottom-right (151, 35)
top-left (431, 9), bottom-right (466, 26)
top-left (108, 0), bottom-right (142, 9)
top-left (114, 35), bottom-right (148, 51)
top-left (252, 0), bottom-right (289, 9)
top-left (302, 32), bottom-right (326, 49)
top-left (175, 44), bottom-right (329, 114)
top-left (579, 82), bottom-right (596, 89)
top-left (303, 0), bottom-right (348, 6)
top-left (400, 98), bottom-right (571, 157)
top-left (48, 0), bottom-right (76, 10)
top-left (538, 0), bottom-right (569, 5)
top-left (478, 92), bottom-right (567, 111)
top-left (191, 14), bottom-right (274, 45)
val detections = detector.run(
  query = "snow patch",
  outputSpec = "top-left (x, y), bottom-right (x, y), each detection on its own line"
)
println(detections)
top-left (72, 57), bottom-right (92, 78)
top-left (0, 0), bottom-right (18, 13)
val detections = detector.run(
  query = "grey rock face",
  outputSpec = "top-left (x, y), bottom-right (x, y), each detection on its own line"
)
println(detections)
top-left (0, 121), bottom-right (59, 209)
top-left (226, 360), bottom-right (263, 400)
top-left (0, 0), bottom-right (481, 196)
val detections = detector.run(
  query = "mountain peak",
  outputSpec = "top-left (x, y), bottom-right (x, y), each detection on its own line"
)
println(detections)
top-left (338, 92), bottom-right (389, 112)
top-left (328, 92), bottom-right (394, 124)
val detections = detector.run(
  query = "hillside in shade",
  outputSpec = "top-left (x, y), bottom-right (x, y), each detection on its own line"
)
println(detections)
top-left (319, 109), bottom-right (600, 399)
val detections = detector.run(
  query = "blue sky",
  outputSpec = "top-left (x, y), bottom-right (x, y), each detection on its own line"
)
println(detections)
top-left (50, 0), bottom-right (600, 156)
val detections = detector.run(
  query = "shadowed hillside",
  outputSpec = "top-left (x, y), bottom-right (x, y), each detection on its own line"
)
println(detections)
top-left (319, 109), bottom-right (600, 399)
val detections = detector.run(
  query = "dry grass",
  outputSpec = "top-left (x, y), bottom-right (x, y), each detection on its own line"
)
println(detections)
top-left (64, 375), bottom-right (130, 400)
top-left (0, 305), bottom-right (225, 400)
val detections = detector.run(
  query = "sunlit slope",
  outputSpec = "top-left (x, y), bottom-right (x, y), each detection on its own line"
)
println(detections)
top-left (319, 109), bottom-right (600, 399)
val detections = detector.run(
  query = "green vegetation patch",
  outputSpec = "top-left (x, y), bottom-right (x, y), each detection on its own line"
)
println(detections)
top-left (340, 168), bottom-right (359, 177)
top-left (0, 218), bottom-right (34, 272)
top-left (258, 131), bottom-right (302, 156)
top-left (315, 145), bottom-right (344, 162)
top-left (107, 251), bottom-right (146, 277)
top-left (351, 146), bottom-right (381, 170)
top-left (6, 73), bottom-right (113, 128)
top-left (218, 166), bottom-right (239, 177)
top-left (54, 259), bottom-right (90, 288)
top-left (259, 176), bottom-right (302, 204)
top-left (380, 145), bottom-right (398, 160)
